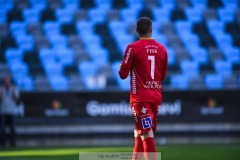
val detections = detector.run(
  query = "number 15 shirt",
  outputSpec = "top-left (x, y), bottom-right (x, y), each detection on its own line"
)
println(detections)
top-left (119, 38), bottom-right (168, 104)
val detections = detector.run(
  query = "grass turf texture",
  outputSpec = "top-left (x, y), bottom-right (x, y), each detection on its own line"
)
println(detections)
top-left (0, 145), bottom-right (239, 160)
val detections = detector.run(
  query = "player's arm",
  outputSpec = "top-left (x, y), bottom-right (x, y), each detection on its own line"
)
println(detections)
top-left (161, 49), bottom-right (168, 80)
top-left (119, 45), bottom-right (134, 79)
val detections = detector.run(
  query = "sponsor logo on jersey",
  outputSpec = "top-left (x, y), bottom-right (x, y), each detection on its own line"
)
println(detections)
top-left (141, 106), bottom-right (147, 114)
top-left (143, 81), bottom-right (162, 89)
top-left (132, 105), bottom-right (138, 123)
top-left (142, 117), bottom-right (152, 129)
top-left (124, 48), bottom-right (132, 63)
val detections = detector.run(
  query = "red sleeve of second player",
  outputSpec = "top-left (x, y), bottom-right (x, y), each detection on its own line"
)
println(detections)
top-left (119, 45), bottom-right (134, 79)
top-left (162, 49), bottom-right (168, 80)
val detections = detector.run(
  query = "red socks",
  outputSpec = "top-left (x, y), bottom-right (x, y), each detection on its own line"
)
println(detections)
top-left (143, 137), bottom-right (157, 160)
top-left (132, 137), bottom-right (144, 160)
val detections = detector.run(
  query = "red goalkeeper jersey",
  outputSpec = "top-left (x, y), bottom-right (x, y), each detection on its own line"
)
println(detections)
top-left (119, 38), bottom-right (168, 104)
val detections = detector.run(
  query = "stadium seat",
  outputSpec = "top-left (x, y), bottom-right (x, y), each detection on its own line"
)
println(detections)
top-left (43, 21), bottom-right (60, 36)
top-left (188, 47), bottom-right (208, 64)
top-left (175, 21), bottom-right (192, 35)
top-left (30, 0), bottom-right (46, 10)
top-left (44, 61), bottom-right (63, 76)
top-left (0, 10), bottom-right (7, 23)
top-left (86, 48), bottom-right (109, 65)
top-left (218, 8), bottom-right (235, 22)
top-left (48, 35), bottom-right (67, 48)
top-left (153, 8), bottom-right (171, 23)
top-left (109, 20), bottom-right (128, 36)
top-left (112, 61), bottom-right (130, 90)
top-left (39, 48), bottom-right (55, 63)
top-left (181, 34), bottom-right (200, 49)
top-left (205, 74), bottom-right (223, 89)
top-left (55, 8), bottom-right (74, 24)
top-left (15, 75), bottom-right (34, 91)
top-left (5, 48), bottom-right (23, 62)
top-left (214, 61), bottom-right (232, 76)
top-left (185, 8), bottom-right (203, 22)
top-left (207, 20), bottom-right (224, 36)
top-left (152, 33), bottom-right (168, 46)
top-left (170, 74), bottom-right (189, 89)
top-left (62, 0), bottom-right (79, 9)
top-left (120, 8), bottom-right (139, 23)
top-left (0, 0), bottom-right (13, 12)
top-left (180, 61), bottom-right (199, 76)
top-left (78, 61), bottom-right (98, 78)
top-left (126, 0), bottom-right (143, 9)
top-left (221, 47), bottom-right (240, 64)
top-left (15, 34), bottom-right (34, 51)
top-left (48, 75), bottom-right (69, 91)
top-left (23, 8), bottom-right (40, 24)
top-left (167, 48), bottom-right (176, 65)
top-left (189, 75), bottom-right (205, 89)
top-left (158, 0), bottom-right (176, 9)
top-left (190, 0), bottom-right (207, 10)
top-left (95, 0), bottom-right (112, 9)
top-left (88, 8), bottom-right (107, 23)
top-left (8, 61), bottom-right (29, 75)
top-left (76, 21), bottom-right (94, 36)
top-left (214, 33), bottom-right (233, 49)
top-left (10, 21), bottom-right (26, 36)
top-left (222, 0), bottom-right (238, 9)
top-left (55, 48), bottom-right (74, 66)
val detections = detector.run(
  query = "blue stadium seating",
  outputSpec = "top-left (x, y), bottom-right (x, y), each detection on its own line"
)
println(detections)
top-left (120, 8), bottom-right (139, 23)
top-left (185, 8), bottom-right (203, 22)
top-left (95, 0), bottom-right (112, 9)
top-left (190, 0), bottom-right (207, 10)
top-left (170, 74), bottom-right (189, 89)
top-left (218, 8), bottom-right (235, 22)
top-left (214, 61), bottom-right (232, 76)
top-left (15, 35), bottom-right (34, 51)
top-left (63, 0), bottom-right (79, 9)
top-left (205, 74), bottom-right (223, 89)
top-left (88, 8), bottom-right (107, 23)
top-left (0, 10), bottom-right (7, 23)
top-left (1, 0), bottom-right (240, 91)
top-left (153, 8), bottom-right (171, 23)
top-left (43, 21), bottom-right (60, 36)
top-left (56, 8), bottom-right (74, 24)
top-left (5, 48), bottom-right (23, 62)
top-left (23, 8), bottom-right (40, 24)
top-left (10, 21), bottom-right (26, 36)
top-left (158, 0), bottom-right (176, 9)
top-left (188, 47), bottom-right (208, 64)
top-left (127, 0), bottom-right (143, 9)
top-left (221, 47), bottom-right (240, 64)
top-left (180, 61), bottom-right (199, 76)
top-left (167, 48), bottom-right (176, 65)
top-left (48, 75), bottom-right (69, 91)
top-left (222, 0), bottom-right (238, 9)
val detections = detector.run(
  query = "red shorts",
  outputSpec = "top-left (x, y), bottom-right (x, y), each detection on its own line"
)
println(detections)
top-left (130, 102), bottom-right (160, 135)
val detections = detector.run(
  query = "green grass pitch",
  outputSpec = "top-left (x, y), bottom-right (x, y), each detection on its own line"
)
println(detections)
top-left (0, 145), bottom-right (239, 160)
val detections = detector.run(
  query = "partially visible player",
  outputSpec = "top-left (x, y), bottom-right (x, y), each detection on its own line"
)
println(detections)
top-left (119, 17), bottom-right (168, 160)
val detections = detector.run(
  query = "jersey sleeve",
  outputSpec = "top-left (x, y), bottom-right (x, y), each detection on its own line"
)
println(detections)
top-left (162, 49), bottom-right (168, 80)
top-left (119, 45), bottom-right (134, 79)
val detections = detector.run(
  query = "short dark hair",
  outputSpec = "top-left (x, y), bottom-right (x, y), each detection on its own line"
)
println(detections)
top-left (136, 17), bottom-right (152, 36)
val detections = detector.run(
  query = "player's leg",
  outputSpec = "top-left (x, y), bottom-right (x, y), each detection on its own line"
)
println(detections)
top-left (131, 103), bottom-right (144, 160)
top-left (140, 103), bottom-right (160, 160)
top-left (132, 128), bottom-right (144, 160)
top-left (140, 129), bottom-right (157, 160)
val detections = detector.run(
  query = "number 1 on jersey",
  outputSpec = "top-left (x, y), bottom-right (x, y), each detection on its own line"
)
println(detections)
top-left (148, 55), bottom-right (155, 79)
